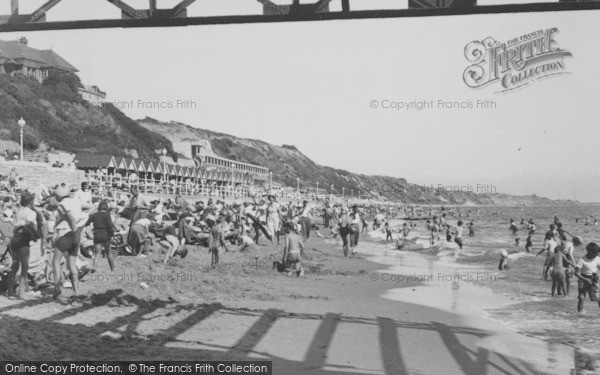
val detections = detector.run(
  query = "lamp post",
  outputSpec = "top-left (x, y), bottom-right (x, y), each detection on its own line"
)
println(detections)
top-left (161, 148), bottom-right (167, 186)
top-left (18, 117), bottom-right (25, 161)
top-left (230, 163), bottom-right (235, 196)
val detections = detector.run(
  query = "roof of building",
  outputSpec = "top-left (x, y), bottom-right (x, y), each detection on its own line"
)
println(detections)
top-left (72, 153), bottom-right (254, 183)
top-left (73, 154), bottom-right (116, 169)
top-left (0, 39), bottom-right (78, 72)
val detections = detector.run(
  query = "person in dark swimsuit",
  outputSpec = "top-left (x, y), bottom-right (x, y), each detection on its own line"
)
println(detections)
top-left (85, 200), bottom-right (115, 273)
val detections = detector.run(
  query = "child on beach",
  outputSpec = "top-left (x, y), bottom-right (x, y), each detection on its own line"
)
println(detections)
top-left (574, 242), bottom-right (600, 312)
top-left (236, 233), bottom-right (257, 252)
top-left (282, 222), bottom-right (304, 277)
top-left (384, 222), bottom-right (393, 242)
top-left (208, 215), bottom-right (229, 268)
top-left (401, 223), bottom-right (410, 240)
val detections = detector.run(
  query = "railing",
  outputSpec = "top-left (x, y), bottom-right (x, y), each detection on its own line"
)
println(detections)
top-left (83, 172), bottom-right (381, 204)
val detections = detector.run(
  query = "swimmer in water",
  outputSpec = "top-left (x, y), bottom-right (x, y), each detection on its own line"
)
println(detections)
top-left (467, 221), bottom-right (475, 237)
top-left (384, 222), bottom-right (393, 242)
top-left (525, 233), bottom-right (533, 253)
top-left (574, 242), bottom-right (600, 312)
top-left (548, 245), bottom-right (575, 297)
top-left (509, 219), bottom-right (518, 235)
top-left (401, 222), bottom-right (410, 240)
top-left (445, 224), bottom-right (453, 243)
top-left (499, 249), bottom-right (509, 270)
top-left (537, 232), bottom-right (557, 280)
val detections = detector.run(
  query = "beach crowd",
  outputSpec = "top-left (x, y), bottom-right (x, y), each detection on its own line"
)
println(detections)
top-left (0, 169), bottom-right (599, 313)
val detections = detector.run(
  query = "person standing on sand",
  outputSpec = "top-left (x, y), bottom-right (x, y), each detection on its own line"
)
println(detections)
top-left (574, 242), bottom-right (600, 312)
top-left (266, 195), bottom-right (282, 242)
top-left (209, 215), bottom-right (229, 268)
top-left (282, 222), bottom-right (304, 277)
top-left (361, 214), bottom-right (369, 234)
top-left (7, 191), bottom-right (46, 299)
top-left (84, 200), bottom-right (115, 273)
top-left (8, 167), bottom-right (17, 190)
top-left (349, 205), bottom-right (361, 255)
top-left (338, 206), bottom-right (351, 257)
top-left (299, 200), bottom-right (312, 242)
top-left (52, 187), bottom-right (87, 300)
top-left (323, 202), bottom-right (332, 230)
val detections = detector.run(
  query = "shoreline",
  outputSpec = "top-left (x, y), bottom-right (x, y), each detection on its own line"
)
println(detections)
top-left (364, 222), bottom-right (600, 374)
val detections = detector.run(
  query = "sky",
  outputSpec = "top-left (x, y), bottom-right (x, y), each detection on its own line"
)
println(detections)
top-left (1, 1), bottom-right (599, 202)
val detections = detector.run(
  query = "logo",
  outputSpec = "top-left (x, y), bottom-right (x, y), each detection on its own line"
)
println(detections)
top-left (463, 28), bottom-right (572, 92)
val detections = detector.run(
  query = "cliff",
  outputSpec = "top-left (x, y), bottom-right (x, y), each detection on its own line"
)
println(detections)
top-left (137, 117), bottom-right (568, 206)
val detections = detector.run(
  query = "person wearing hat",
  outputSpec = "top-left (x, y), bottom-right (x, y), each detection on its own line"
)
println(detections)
top-left (52, 186), bottom-right (87, 299)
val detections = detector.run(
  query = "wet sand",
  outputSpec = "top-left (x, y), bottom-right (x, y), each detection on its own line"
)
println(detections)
top-left (0, 230), bottom-right (583, 374)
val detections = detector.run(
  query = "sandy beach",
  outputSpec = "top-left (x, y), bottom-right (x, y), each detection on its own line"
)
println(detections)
top-left (0, 225), bottom-right (583, 375)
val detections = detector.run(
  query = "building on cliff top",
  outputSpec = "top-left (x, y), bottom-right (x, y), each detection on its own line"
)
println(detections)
top-left (0, 37), bottom-right (105, 103)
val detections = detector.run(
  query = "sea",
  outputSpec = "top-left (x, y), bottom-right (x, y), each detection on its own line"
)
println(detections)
top-left (363, 205), bottom-right (600, 370)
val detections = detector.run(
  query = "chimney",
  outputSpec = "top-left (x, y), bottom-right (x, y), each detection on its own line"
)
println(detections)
top-left (19, 37), bottom-right (28, 45)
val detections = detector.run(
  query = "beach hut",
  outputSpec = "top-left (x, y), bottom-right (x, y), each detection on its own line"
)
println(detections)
top-left (73, 154), bottom-right (116, 171)
top-left (116, 157), bottom-right (128, 172)
top-left (146, 161), bottom-right (156, 182)
top-left (127, 158), bottom-right (137, 173)
top-left (137, 160), bottom-right (146, 174)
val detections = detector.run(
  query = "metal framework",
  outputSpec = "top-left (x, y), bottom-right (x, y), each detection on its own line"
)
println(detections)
top-left (0, 0), bottom-right (599, 32)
